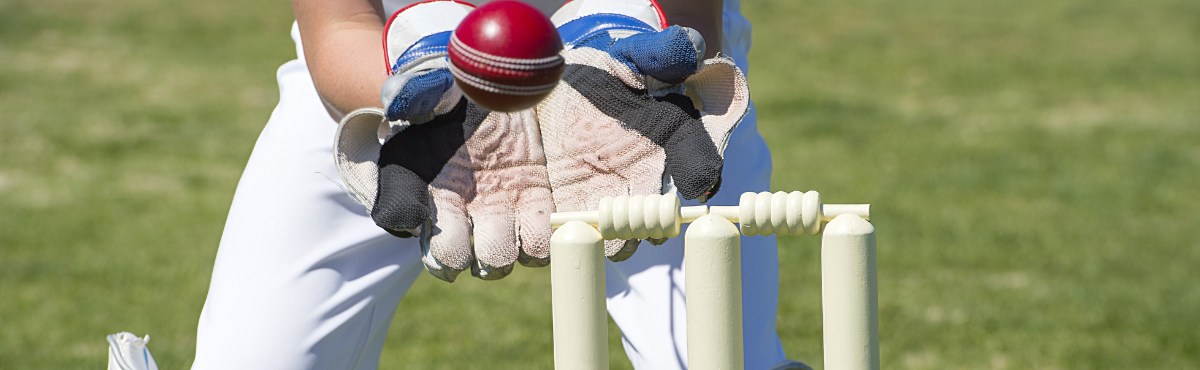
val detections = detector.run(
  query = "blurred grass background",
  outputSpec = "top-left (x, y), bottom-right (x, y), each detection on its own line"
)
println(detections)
top-left (1, 0), bottom-right (1197, 368)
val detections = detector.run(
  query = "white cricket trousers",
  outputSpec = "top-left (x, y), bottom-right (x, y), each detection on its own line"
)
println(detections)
top-left (193, 7), bottom-right (790, 370)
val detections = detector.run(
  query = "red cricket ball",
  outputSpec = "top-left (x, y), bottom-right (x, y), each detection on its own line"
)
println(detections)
top-left (448, 0), bottom-right (564, 112)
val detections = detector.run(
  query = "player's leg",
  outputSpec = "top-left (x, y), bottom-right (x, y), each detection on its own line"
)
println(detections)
top-left (191, 57), bottom-right (424, 370)
top-left (604, 236), bottom-right (688, 369)
top-left (711, 106), bottom-right (810, 370)
top-left (719, 106), bottom-right (797, 370)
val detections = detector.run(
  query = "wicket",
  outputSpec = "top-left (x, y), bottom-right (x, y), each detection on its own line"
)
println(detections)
top-left (549, 191), bottom-right (878, 370)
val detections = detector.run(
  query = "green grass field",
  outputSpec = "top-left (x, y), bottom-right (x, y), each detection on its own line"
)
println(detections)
top-left (2, 0), bottom-right (1197, 368)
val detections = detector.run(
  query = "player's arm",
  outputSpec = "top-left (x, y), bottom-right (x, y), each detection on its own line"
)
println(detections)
top-left (292, 0), bottom-right (388, 119)
top-left (658, 0), bottom-right (723, 58)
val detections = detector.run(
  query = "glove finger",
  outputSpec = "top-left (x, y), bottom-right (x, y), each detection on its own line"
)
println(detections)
top-left (646, 237), bottom-right (670, 245)
top-left (516, 185), bottom-right (553, 267)
top-left (421, 187), bottom-right (473, 282)
top-left (372, 162), bottom-right (432, 234)
top-left (609, 26), bottom-right (703, 84)
top-left (664, 117), bottom-right (724, 200)
top-left (382, 69), bottom-right (456, 123)
top-left (470, 213), bottom-right (518, 280)
top-left (606, 239), bottom-right (640, 262)
top-left (372, 103), bottom-right (472, 232)
top-left (666, 57), bottom-right (751, 200)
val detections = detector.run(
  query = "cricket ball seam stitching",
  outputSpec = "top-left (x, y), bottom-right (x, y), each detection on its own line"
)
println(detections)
top-left (449, 62), bottom-right (559, 96)
top-left (449, 33), bottom-right (564, 70)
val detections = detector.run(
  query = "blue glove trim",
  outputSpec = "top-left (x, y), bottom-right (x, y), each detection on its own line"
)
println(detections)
top-left (557, 14), bottom-right (657, 49)
top-left (392, 31), bottom-right (452, 74)
top-left (609, 26), bottom-right (700, 84)
top-left (384, 69), bottom-right (455, 122)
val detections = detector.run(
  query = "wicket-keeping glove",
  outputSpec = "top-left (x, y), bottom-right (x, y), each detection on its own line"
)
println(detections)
top-left (334, 0), bottom-right (554, 282)
top-left (538, 0), bottom-right (751, 259)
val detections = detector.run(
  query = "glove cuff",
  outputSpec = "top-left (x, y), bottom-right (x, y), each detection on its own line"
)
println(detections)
top-left (389, 32), bottom-right (451, 75)
top-left (334, 108), bottom-right (388, 210)
top-left (551, 0), bottom-right (667, 47)
top-left (382, 0), bottom-right (474, 74)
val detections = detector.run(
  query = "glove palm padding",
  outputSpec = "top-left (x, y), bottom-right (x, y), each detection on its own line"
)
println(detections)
top-left (537, 31), bottom-right (750, 259)
top-left (337, 102), bottom-right (553, 282)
